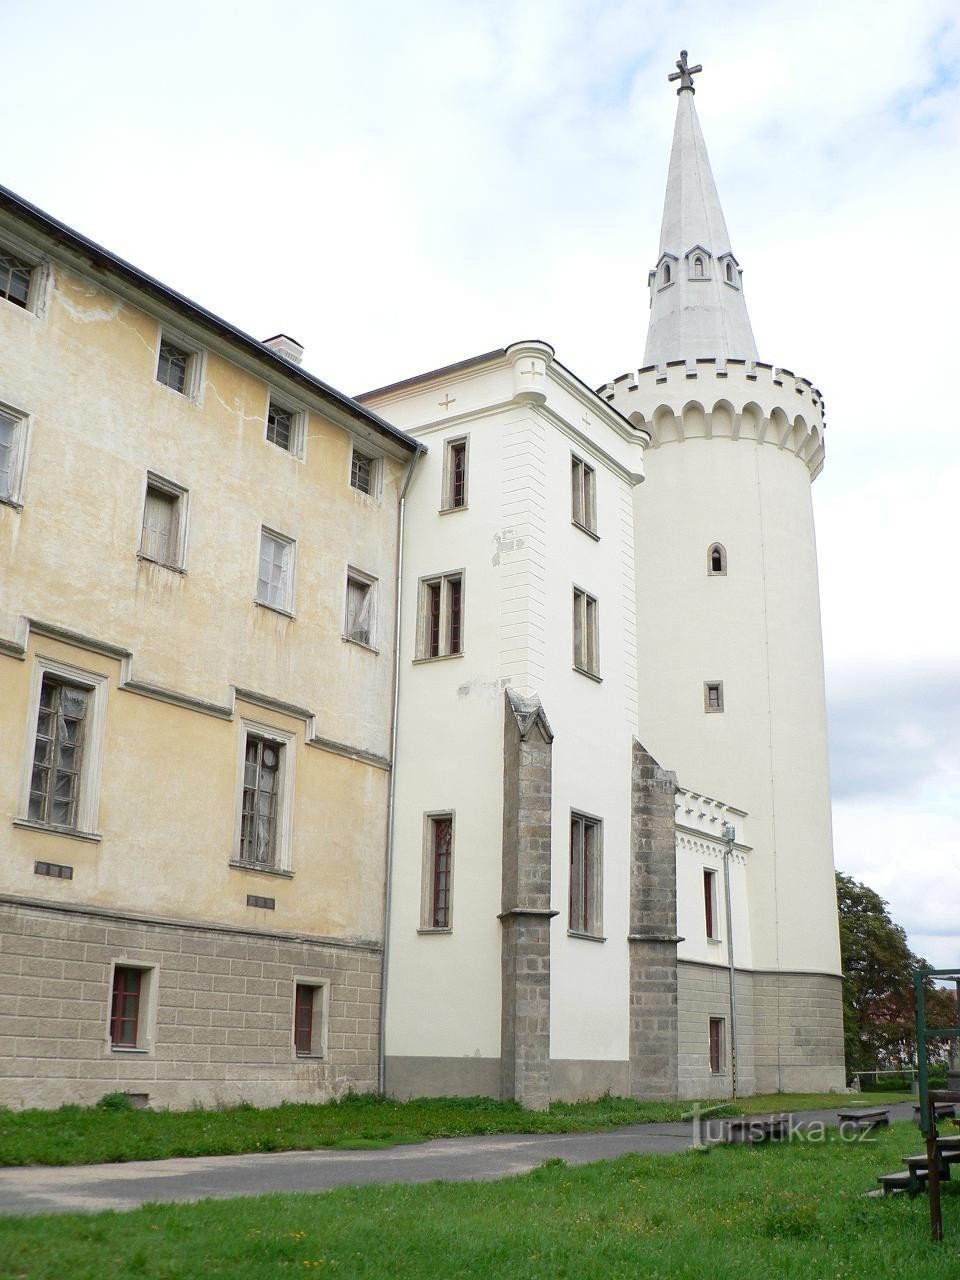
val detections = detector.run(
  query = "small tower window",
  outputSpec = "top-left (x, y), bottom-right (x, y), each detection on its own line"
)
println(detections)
top-left (694, 256), bottom-right (704, 278)
top-left (704, 681), bottom-right (724, 713)
top-left (725, 261), bottom-right (734, 283)
top-left (708, 543), bottom-right (726, 576)
top-left (662, 262), bottom-right (671, 285)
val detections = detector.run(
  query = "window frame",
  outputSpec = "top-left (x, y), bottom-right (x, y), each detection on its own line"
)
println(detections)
top-left (108, 963), bottom-right (155, 1053)
top-left (138, 471), bottom-right (189, 571)
top-left (255, 526), bottom-right (296, 616)
top-left (703, 867), bottom-right (720, 941)
top-left (0, 234), bottom-right (47, 315)
top-left (17, 657), bottom-right (108, 841)
top-left (441, 435), bottom-right (469, 511)
top-left (0, 399), bottom-right (30, 509)
top-left (569, 810), bottom-right (603, 939)
top-left (704, 681), bottom-right (724, 713)
top-left (419, 811), bottom-right (455, 932)
top-left (231, 720), bottom-right (296, 874)
top-left (155, 329), bottom-right (204, 400)
top-left (707, 543), bottom-right (727, 576)
top-left (293, 980), bottom-right (328, 1058)
top-left (415, 571), bottom-right (465, 661)
top-left (708, 1016), bottom-right (726, 1074)
top-left (343, 567), bottom-right (378, 650)
top-left (572, 586), bottom-right (600, 679)
top-left (571, 454), bottom-right (598, 537)
top-left (349, 445), bottom-right (381, 498)
top-left (265, 393), bottom-right (306, 459)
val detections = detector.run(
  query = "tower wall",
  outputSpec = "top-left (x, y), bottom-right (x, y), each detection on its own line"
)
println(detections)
top-left (602, 363), bottom-right (841, 993)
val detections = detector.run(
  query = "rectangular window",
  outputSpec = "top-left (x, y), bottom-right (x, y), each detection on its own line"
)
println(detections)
top-left (704, 681), bottom-right (724, 713)
top-left (704, 868), bottom-right (719, 940)
top-left (28, 678), bottom-right (90, 828)
top-left (344, 571), bottom-right (377, 647)
top-left (0, 404), bottom-right (28, 505)
top-left (156, 340), bottom-right (193, 394)
top-left (569, 812), bottom-right (602, 936)
top-left (350, 447), bottom-right (379, 496)
top-left (0, 250), bottom-right (33, 309)
top-left (417, 573), bottom-right (464, 659)
top-left (267, 402), bottom-right (293, 451)
top-left (139, 474), bottom-right (188, 569)
top-left (429, 815), bottom-right (453, 928)
top-left (239, 735), bottom-right (283, 866)
top-left (110, 966), bottom-right (143, 1048)
top-left (571, 455), bottom-right (597, 534)
top-left (709, 1016), bottom-right (725, 1074)
top-left (293, 982), bottom-right (325, 1057)
top-left (442, 437), bottom-right (468, 510)
top-left (573, 587), bottom-right (599, 676)
top-left (257, 528), bottom-right (295, 613)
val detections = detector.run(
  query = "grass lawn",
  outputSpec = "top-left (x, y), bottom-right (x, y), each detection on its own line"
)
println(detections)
top-left (0, 1091), bottom-right (910, 1168)
top-left (0, 1122), bottom-right (956, 1278)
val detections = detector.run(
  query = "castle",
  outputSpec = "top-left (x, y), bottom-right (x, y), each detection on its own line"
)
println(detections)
top-left (0, 54), bottom-right (844, 1108)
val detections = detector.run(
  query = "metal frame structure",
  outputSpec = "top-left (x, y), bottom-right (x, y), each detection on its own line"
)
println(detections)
top-left (912, 965), bottom-right (960, 1242)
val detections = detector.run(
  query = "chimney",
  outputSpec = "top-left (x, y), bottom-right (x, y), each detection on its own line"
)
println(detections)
top-left (262, 333), bottom-right (304, 366)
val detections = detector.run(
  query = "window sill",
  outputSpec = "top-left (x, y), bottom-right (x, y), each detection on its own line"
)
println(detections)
top-left (349, 484), bottom-right (381, 503)
top-left (567, 929), bottom-right (606, 943)
top-left (110, 1046), bottom-right (151, 1055)
top-left (417, 927), bottom-right (453, 935)
top-left (342, 635), bottom-right (380, 655)
top-left (228, 859), bottom-right (294, 879)
top-left (571, 519), bottom-right (600, 541)
top-left (253, 600), bottom-right (296, 620)
top-left (412, 652), bottom-right (464, 665)
top-left (439, 504), bottom-right (468, 515)
top-left (13, 818), bottom-right (101, 844)
top-left (707, 936), bottom-right (723, 946)
top-left (0, 495), bottom-right (24, 512)
top-left (155, 381), bottom-right (200, 405)
top-left (137, 553), bottom-right (186, 575)
top-left (573, 665), bottom-right (602, 683)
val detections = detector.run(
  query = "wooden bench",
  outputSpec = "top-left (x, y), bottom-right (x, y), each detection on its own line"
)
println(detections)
top-left (837, 1107), bottom-right (890, 1131)
top-left (877, 1141), bottom-right (960, 1196)
top-left (914, 1102), bottom-right (957, 1122)
top-left (723, 1115), bottom-right (790, 1144)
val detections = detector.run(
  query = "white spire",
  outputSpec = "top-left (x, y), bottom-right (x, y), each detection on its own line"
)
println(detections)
top-left (643, 56), bottom-right (758, 366)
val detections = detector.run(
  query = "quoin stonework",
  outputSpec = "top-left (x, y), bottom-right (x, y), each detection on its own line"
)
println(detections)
top-left (0, 53), bottom-right (844, 1108)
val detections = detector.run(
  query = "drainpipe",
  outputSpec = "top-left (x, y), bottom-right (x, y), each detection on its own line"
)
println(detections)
top-left (378, 442), bottom-right (425, 1094)
top-left (722, 821), bottom-right (739, 1099)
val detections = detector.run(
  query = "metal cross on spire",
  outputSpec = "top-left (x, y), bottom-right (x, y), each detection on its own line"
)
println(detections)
top-left (668, 49), bottom-right (702, 94)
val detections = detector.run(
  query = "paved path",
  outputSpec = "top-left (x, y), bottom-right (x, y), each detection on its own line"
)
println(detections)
top-left (0, 1102), bottom-right (917, 1217)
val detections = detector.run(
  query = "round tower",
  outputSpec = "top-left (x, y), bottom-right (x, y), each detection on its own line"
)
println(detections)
top-left (601, 53), bottom-right (843, 1089)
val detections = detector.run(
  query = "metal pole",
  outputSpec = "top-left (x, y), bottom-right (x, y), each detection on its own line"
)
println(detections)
top-left (722, 821), bottom-right (738, 1099)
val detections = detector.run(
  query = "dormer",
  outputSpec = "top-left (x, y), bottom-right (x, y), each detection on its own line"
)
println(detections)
top-left (718, 252), bottom-right (742, 290)
top-left (652, 252), bottom-right (679, 299)
top-left (684, 245), bottom-right (713, 281)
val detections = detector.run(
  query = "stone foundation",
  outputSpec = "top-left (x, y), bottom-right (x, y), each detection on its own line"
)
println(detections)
top-left (0, 897), bottom-right (381, 1110)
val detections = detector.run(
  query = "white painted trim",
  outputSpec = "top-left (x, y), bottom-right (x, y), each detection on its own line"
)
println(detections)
top-left (154, 323), bottom-right (206, 404)
top-left (264, 385), bottom-right (307, 461)
top-left (343, 565), bottom-right (379, 650)
top-left (232, 717), bottom-right (297, 873)
top-left (138, 470), bottom-right (190, 571)
top-left (256, 525), bottom-right (297, 615)
top-left (0, 398), bottom-right (32, 508)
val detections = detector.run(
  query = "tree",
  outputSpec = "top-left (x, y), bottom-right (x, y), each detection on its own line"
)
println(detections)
top-left (836, 872), bottom-right (957, 1077)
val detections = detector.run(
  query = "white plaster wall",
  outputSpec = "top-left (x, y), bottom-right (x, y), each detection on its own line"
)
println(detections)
top-left (629, 413), bottom-right (839, 978)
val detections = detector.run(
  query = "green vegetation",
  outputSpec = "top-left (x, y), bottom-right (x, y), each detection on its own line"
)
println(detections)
top-left (1, 1122), bottom-right (956, 1278)
top-left (0, 1090), bottom-right (909, 1168)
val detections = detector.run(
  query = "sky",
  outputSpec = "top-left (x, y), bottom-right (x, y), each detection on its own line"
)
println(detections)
top-left (4, 0), bottom-right (958, 967)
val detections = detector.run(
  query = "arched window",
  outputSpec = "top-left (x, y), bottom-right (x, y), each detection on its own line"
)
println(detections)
top-left (708, 543), bottom-right (727, 576)
top-left (662, 262), bottom-right (671, 285)
top-left (725, 261), bottom-right (734, 283)
top-left (694, 256), bottom-right (704, 278)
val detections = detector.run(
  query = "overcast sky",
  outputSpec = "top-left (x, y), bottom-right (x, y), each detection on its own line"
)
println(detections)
top-left (5, 0), bottom-right (958, 967)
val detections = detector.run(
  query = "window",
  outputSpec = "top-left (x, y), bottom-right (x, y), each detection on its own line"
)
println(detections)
top-left (344, 570), bottom-right (377, 647)
top-left (704, 681), bottom-right (724, 713)
top-left (726, 261), bottom-right (734, 283)
top-left (709, 1016), bottom-right (725, 1074)
top-left (350, 447), bottom-right (379, 496)
top-left (110, 966), bottom-right (143, 1048)
top-left (0, 404), bottom-right (28, 506)
top-left (0, 250), bottom-right (33, 309)
top-left (569, 812), bottom-right (602, 936)
top-left (156, 338), bottom-right (196, 395)
top-left (694, 256), bottom-right (704, 277)
top-left (704, 868), bottom-right (719, 940)
top-left (239, 735), bottom-right (282, 866)
top-left (571, 455), bottom-right (597, 534)
top-left (662, 262), bottom-right (671, 285)
top-left (266, 400), bottom-right (304, 456)
top-left (442, 437), bottom-right (468, 510)
top-left (708, 543), bottom-right (726, 576)
top-left (256, 528), bottom-right (295, 613)
top-left (416, 572), bottom-right (464, 659)
top-left (293, 982), bottom-right (326, 1057)
top-left (139, 474), bottom-right (188, 569)
top-left (28, 678), bottom-right (90, 828)
top-left (421, 813), bottom-right (453, 929)
top-left (573, 587), bottom-right (599, 677)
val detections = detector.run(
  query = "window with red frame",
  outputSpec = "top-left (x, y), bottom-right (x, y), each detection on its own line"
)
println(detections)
top-left (418, 573), bottom-right (463, 659)
top-left (429, 816), bottom-right (453, 928)
top-left (703, 868), bottom-right (719, 940)
top-left (110, 967), bottom-right (143, 1047)
top-left (443, 438), bottom-right (468, 510)
top-left (294, 983), bottom-right (317, 1056)
top-left (709, 1016), bottom-right (724, 1074)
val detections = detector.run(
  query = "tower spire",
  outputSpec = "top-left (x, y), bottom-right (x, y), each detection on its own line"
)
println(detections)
top-left (643, 54), bottom-right (759, 366)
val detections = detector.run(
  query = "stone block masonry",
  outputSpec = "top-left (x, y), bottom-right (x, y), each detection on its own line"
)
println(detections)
top-left (0, 898), bottom-right (382, 1110)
